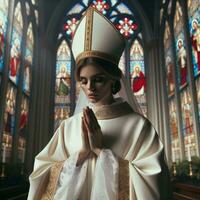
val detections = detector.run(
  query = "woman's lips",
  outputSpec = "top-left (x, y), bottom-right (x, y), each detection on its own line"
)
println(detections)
top-left (88, 94), bottom-right (98, 99)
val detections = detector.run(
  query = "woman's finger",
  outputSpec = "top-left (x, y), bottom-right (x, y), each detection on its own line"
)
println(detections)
top-left (81, 117), bottom-right (87, 134)
top-left (84, 108), bottom-right (91, 127)
top-left (88, 108), bottom-right (100, 130)
top-left (82, 117), bottom-right (90, 149)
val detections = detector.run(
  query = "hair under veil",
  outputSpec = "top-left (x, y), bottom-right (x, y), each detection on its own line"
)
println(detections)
top-left (74, 71), bottom-right (143, 115)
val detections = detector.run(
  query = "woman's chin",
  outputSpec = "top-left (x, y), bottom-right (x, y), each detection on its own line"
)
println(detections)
top-left (89, 98), bottom-right (99, 103)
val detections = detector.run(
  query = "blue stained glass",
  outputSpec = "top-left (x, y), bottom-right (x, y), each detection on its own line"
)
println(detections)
top-left (116, 3), bottom-right (133, 15)
top-left (164, 22), bottom-right (175, 96)
top-left (64, 1), bottom-right (138, 40)
top-left (110, 17), bottom-right (116, 22)
top-left (9, 30), bottom-right (22, 84)
top-left (174, 2), bottom-right (187, 89)
top-left (130, 40), bottom-right (146, 116)
top-left (55, 41), bottom-right (71, 104)
top-left (82, 0), bottom-right (89, 6)
top-left (23, 24), bottom-right (33, 94)
top-left (187, 0), bottom-right (200, 76)
top-left (9, 3), bottom-right (23, 85)
top-left (110, 10), bottom-right (118, 16)
top-left (111, 0), bottom-right (118, 6)
top-left (0, 2), bottom-right (8, 71)
top-left (67, 4), bottom-right (84, 15)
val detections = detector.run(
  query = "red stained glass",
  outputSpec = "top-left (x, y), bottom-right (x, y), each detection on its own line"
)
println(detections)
top-left (91, 0), bottom-right (110, 15)
top-left (116, 17), bottom-right (138, 37)
top-left (63, 18), bottom-right (78, 37)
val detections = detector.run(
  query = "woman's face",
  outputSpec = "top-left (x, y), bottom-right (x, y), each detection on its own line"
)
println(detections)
top-left (79, 64), bottom-right (114, 106)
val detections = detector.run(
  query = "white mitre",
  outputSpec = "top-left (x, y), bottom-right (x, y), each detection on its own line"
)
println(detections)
top-left (71, 6), bottom-right (125, 66)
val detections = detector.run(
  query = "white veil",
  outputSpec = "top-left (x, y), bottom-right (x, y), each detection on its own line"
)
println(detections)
top-left (74, 73), bottom-right (143, 115)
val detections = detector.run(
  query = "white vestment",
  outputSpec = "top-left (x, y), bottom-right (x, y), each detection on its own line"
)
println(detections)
top-left (28, 100), bottom-right (170, 200)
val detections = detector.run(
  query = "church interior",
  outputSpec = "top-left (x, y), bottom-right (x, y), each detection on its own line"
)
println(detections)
top-left (0, 0), bottom-right (200, 199)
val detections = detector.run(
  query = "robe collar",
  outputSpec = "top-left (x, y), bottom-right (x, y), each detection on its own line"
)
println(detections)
top-left (92, 98), bottom-right (134, 120)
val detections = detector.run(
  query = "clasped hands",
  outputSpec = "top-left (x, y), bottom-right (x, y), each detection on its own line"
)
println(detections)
top-left (77, 107), bottom-right (102, 166)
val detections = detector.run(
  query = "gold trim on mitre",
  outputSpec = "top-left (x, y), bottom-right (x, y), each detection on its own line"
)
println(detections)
top-left (84, 7), bottom-right (93, 51)
top-left (76, 50), bottom-right (119, 65)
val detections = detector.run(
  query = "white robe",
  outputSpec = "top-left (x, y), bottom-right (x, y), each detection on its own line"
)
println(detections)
top-left (28, 100), bottom-right (171, 200)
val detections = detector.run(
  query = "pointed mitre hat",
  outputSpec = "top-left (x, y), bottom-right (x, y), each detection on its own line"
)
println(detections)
top-left (71, 7), bottom-right (125, 66)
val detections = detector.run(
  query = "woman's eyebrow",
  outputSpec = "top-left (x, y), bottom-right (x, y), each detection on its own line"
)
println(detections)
top-left (80, 73), bottom-right (106, 79)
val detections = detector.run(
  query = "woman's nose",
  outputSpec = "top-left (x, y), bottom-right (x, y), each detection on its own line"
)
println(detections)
top-left (87, 80), bottom-right (95, 91)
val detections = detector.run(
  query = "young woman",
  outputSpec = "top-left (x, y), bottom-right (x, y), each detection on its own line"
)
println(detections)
top-left (28, 7), bottom-right (170, 200)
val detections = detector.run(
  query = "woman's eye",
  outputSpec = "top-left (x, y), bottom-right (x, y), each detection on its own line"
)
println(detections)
top-left (94, 77), bottom-right (105, 82)
top-left (80, 79), bottom-right (87, 85)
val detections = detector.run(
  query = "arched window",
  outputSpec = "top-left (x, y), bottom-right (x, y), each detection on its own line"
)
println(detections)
top-left (54, 40), bottom-right (71, 130)
top-left (163, 21), bottom-right (180, 161)
top-left (130, 39), bottom-right (147, 116)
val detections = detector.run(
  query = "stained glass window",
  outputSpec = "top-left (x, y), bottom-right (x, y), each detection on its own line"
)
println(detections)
top-left (63, 18), bottom-right (79, 37)
top-left (23, 24), bottom-right (33, 94)
top-left (130, 40), bottom-right (147, 116)
top-left (18, 96), bottom-right (29, 163)
top-left (187, 0), bottom-right (200, 126)
top-left (181, 87), bottom-right (197, 158)
top-left (169, 99), bottom-right (181, 161)
top-left (1, 83), bottom-right (17, 163)
top-left (91, 0), bottom-right (110, 15)
top-left (54, 40), bottom-right (71, 130)
top-left (174, 1), bottom-right (188, 89)
top-left (9, 2), bottom-right (23, 85)
top-left (164, 21), bottom-right (175, 97)
top-left (187, 0), bottom-right (200, 77)
top-left (0, 0), bottom-right (9, 72)
top-left (63, 0), bottom-right (139, 40)
top-left (196, 78), bottom-right (200, 120)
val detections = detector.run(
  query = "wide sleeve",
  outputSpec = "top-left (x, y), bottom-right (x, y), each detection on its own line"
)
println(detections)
top-left (91, 149), bottom-right (119, 200)
top-left (53, 152), bottom-right (88, 200)
top-left (28, 121), bottom-right (69, 200)
top-left (127, 119), bottom-right (171, 200)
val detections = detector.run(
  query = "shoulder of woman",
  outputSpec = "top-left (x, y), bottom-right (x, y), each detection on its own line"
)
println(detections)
top-left (58, 112), bottom-right (82, 128)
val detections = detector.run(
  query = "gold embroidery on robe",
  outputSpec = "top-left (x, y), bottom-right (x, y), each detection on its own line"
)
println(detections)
top-left (40, 161), bottom-right (64, 200)
top-left (118, 158), bottom-right (129, 200)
